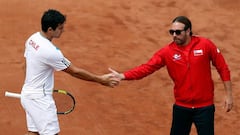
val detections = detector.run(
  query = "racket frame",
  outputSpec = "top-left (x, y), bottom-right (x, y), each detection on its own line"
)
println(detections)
top-left (5, 89), bottom-right (76, 115)
top-left (53, 89), bottom-right (76, 114)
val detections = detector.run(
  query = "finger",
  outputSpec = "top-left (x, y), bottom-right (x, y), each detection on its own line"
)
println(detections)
top-left (224, 102), bottom-right (233, 112)
top-left (110, 80), bottom-right (119, 85)
top-left (226, 107), bottom-right (231, 112)
top-left (103, 73), bottom-right (114, 77)
top-left (109, 82), bottom-right (118, 87)
top-left (227, 104), bottom-right (233, 112)
top-left (111, 77), bottom-right (121, 81)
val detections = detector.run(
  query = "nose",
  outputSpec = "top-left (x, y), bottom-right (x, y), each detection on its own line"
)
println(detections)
top-left (172, 32), bottom-right (177, 36)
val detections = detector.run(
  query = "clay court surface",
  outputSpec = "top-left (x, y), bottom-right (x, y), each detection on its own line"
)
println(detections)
top-left (0, 0), bottom-right (240, 134)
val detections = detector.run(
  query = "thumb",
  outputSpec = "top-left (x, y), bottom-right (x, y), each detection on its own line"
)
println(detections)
top-left (108, 67), bottom-right (119, 75)
top-left (108, 67), bottom-right (124, 80)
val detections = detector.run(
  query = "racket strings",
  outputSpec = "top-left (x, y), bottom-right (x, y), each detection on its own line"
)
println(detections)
top-left (53, 92), bottom-right (75, 114)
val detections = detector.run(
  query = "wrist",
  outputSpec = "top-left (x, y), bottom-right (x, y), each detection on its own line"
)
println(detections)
top-left (119, 73), bottom-right (125, 80)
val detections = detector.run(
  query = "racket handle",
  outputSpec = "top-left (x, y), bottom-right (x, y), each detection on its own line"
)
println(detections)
top-left (5, 91), bottom-right (21, 98)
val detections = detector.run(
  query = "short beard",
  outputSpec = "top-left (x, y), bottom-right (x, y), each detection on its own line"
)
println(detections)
top-left (174, 38), bottom-right (184, 45)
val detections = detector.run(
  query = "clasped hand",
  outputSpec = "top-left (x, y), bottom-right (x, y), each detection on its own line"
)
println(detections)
top-left (100, 68), bottom-right (123, 87)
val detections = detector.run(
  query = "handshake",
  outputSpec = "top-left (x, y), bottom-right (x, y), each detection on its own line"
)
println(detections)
top-left (100, 68), bottom-right (124, 88)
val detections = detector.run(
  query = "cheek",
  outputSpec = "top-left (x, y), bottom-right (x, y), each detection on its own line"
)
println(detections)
top-left (53, 31), bottom-right (62, 37)
top-left (182, 34), bottom-right (188, 40)
top-left (177, 34), bottom-right (186, 40)
top-left (56, 30), bottom-right (62, 35)
top-left (59, 30), bottom-right (64, 34)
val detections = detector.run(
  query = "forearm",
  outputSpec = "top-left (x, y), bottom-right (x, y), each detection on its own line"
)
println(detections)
top-left (223, 80), bottom-right (232, 96)
top-left (63, 64), bottom-right (103, 84)
top-left (223, 80), bottom-right (233, 112)
top-left (70, 68), bottom-right (102, 83)
top-left (109, 67), bottom-right (153, 80)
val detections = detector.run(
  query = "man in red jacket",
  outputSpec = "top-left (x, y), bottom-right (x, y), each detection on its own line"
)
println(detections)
top-left (110, 16), bottom-right (233, 135)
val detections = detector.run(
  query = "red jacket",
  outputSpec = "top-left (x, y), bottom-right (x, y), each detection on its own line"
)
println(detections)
top-left (124, 36), bottom-right (230, 108)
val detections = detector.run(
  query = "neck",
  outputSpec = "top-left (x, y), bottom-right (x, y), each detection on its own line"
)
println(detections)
top-left (40, 31), bottom-right (52, 41)
top-left (180, 36), bottom-right (191, 46)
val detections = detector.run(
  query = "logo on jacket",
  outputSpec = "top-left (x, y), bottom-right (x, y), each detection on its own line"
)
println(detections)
top-left (193, 49), bottom-right (203, 56)
top-left (173, 54), bottom-right (181, 61)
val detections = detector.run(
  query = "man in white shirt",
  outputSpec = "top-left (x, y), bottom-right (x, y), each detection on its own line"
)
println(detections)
top-left (21, 9), bottom-right (119, 135)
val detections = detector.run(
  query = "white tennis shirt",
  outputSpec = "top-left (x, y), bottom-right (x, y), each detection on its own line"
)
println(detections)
top-left (22, 32), bottom-right (70, 97)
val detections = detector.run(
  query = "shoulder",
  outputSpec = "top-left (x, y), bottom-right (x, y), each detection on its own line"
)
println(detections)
top-left (192, 36), bottom-right (220, 55)
top-left (26, 32), bottom-right (46, 46)
top-left (153, 43), bottom-right (173, 57)
top-left (27, 32), bottom-right (41, 40)
top-left (192, 35), bottom-right (215, 44)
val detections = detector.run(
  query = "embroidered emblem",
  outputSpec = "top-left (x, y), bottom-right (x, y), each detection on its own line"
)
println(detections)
top-left (173, 54), bottom-right (181, 61)
top-left (62, 57), bottom-right (71, 67)
top-left (193, 49), bottom-right (203, 56)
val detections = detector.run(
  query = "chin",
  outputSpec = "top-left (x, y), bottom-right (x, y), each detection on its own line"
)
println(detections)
top-left (174, 41), bottom-right (181, 45)
top-left (174, 40), bottom-right (184, 45)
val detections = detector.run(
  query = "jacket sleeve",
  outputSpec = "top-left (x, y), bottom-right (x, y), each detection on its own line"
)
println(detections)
top-left (123, 49), bottom-right (165, 80)
top-left (208, 40), bottom-right (231, 81)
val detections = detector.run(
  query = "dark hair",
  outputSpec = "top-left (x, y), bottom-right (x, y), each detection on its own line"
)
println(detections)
top-left (172, 16), bottom-right (192, 36)
top-left (41, 9), bottom-right (66, 32)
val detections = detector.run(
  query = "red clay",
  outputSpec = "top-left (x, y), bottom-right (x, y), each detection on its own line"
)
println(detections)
top-left (0, 0), bottom-right (239, 135)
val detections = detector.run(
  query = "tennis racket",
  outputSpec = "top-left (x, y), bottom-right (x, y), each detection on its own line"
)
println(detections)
top-left (5, 89), bottom-right (76, 115)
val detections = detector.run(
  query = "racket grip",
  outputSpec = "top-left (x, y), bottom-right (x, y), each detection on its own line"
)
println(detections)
top-left (5, 91), bottom-right (21, 98)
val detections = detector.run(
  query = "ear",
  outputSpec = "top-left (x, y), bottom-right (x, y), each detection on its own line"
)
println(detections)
top-left (47, 27), bottom-right (53, 32)
top-left (186, 28), bottom-right (191, 35)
